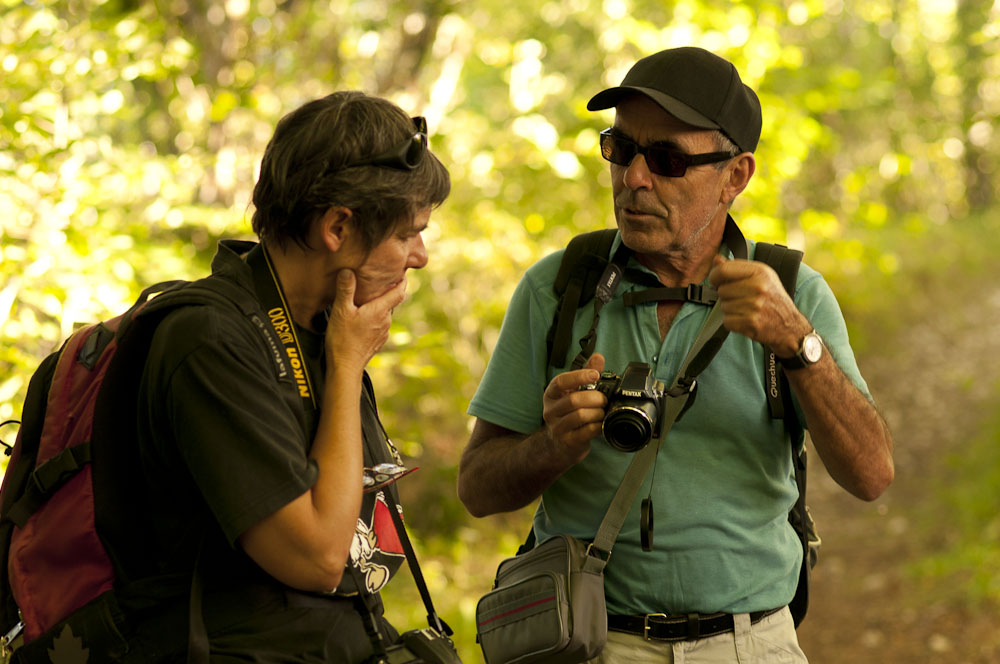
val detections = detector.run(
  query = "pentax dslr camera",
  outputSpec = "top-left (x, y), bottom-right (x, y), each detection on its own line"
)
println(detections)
top-left (581, 361), bottom-right (666, 452)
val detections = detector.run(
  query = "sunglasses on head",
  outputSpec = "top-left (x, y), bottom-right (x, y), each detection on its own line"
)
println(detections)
top-left (599, 128), bottom-right (734, 177)
top-left (345, 116), bottom-right (428, 171)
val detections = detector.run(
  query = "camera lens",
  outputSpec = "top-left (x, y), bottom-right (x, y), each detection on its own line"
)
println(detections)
top-left (603, 402), bottom-right (657, 452)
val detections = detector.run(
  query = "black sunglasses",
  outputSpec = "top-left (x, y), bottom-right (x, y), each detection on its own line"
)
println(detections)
top-left (599, 128), bottom-right (734, 177)
top-left (345, 116), bottom-right (428, 171)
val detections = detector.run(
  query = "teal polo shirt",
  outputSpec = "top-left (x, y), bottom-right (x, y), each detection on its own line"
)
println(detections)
top-left (468, 231), bottom-right (870, 616)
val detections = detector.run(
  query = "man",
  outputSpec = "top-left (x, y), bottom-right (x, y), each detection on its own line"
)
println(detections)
top-left (458, 47), bottom-right (893, 662)
top-left (118, 92), bottom-right (450, 661)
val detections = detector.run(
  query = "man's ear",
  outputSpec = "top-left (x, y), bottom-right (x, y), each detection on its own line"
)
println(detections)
top-left (317, 206), bottom-right (353, 253)
top-left (721, 153), bottom-right (756, 203)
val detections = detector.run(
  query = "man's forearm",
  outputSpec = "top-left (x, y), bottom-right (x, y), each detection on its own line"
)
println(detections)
top-left (787, 355), bottom-right (894, 501)
top-left (458, 421), bottom-right (580, 517)
top-left (461, 358), bottom-right (607, 517)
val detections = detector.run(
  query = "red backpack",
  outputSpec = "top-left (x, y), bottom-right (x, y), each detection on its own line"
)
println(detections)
top-left (0, 277), bottom-right (257, 660)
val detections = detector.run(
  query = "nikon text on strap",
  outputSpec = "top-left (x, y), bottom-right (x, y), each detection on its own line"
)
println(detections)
top-left (245, 243), bottom-right (319, 413)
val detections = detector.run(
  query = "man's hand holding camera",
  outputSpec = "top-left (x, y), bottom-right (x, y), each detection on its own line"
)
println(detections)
top-left (541, 353), bottom-right (607, 465)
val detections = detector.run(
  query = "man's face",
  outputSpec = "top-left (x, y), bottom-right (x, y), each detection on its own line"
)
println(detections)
top-left (610, 95), bottom-right (732, 259)
top-left (343, 207), bottom-right (431, 306)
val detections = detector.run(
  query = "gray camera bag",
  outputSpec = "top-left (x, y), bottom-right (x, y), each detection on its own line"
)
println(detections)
top-left (475, 533), bottom-right (608, 664)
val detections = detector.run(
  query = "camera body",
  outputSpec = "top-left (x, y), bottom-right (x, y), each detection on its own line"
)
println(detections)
top-left (582, 361), bottom-right (666, 452)
top-left (376, 627), bottom-right (462, 664)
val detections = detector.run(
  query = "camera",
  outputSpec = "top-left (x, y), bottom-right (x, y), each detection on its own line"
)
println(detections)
top-left (373, 627), bottom-right (463, 664)
top-left (581, 362), bottom-right (666, 452)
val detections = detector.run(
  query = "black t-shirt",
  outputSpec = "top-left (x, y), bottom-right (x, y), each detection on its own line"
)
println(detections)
top-left (125, 241), bottom-right (405, 661)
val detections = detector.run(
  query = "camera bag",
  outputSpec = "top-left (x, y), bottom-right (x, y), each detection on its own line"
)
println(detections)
top-left (475, 240), bottom-right (744, 664)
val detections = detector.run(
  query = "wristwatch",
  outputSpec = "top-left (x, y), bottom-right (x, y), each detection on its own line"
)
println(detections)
top-left (777, 329), bottom-right (824, 370)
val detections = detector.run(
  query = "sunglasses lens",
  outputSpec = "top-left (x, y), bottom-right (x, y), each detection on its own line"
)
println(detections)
top-left (404, 116), bottom-right (428, 168)
top-left (645, 147), bottom-right (684, 177)
top-left (601, 134), bottom-right (635, 166)
top-left (403, 134), bottom-right (426, 168)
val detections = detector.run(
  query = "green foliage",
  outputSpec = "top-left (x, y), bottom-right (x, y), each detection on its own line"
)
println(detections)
top-left (2, 0), bottom-right (1000, 657)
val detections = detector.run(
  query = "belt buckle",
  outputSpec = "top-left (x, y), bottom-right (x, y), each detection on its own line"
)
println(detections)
top-left (643, 613), bottom-right (667, 641)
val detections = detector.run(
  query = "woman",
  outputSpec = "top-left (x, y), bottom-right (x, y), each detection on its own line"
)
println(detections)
top-left (122, 92), bottom-right (450, 662)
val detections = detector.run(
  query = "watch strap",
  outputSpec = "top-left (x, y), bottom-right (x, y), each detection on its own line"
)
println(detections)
top-left (777, 351), bottom-right (809, 371)
top-left (777, 329), bottom-right (821, 371)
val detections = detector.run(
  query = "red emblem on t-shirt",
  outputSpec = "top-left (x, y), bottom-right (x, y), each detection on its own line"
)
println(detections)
top-left (350, 492), bottom-right (406, 594)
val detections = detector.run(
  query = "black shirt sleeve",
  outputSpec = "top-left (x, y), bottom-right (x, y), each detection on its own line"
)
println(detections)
top-left (142, 302), bottom-right (319, 545)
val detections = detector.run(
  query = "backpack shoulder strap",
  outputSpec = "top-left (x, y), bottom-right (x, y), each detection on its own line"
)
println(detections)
top-left (131, 275), bottom-right (259, 328)
top-left (547, 229), bottom-right (618, 369)
top-left (752, 242), bottom-right (804, 423)
top-left (0, 350), bottom-right (61, 631)
top-left (754, 242), bottom-right (815, 627)
top-left (754, 242), bottom-right (803, 298)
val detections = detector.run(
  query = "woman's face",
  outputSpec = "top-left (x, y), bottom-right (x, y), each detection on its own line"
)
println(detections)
top-left (341, 207), bottom-right (431, 306)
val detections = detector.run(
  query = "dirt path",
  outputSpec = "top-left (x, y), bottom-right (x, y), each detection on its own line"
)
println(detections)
top-left (796, 279), bottom-right (1000, 663)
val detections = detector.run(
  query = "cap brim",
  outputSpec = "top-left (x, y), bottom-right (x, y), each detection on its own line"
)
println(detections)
top-left (587, 86), bottom-right (720, 131)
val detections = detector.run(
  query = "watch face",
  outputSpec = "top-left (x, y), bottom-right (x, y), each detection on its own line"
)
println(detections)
top-left (802, 333), bottom-right (823, 363)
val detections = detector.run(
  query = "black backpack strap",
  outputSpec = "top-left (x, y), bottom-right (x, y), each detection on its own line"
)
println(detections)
top-left (546, 229), bottom-right (619, 369)
top-left (0, 352), bottom-right (61, 521)
top-left (754, 242), bottom-right (802, 295)
top-left (623, 284), bottom-right (718, 307)
top-left (5, 442), bottom-right (92, 529)
top-left (753, 242), bottom-right (819, 627)
top-left (0, 352), bottom-right (61, 634)
top-left (787, 437), bottom-right (813, 627)
top-left (131, 277), bottom-right (260, 329)
top-left (752, 242), bottom-right (803, 421)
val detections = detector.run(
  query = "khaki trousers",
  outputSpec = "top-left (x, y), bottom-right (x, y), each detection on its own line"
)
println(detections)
top-left (587, 607), bottom-right (808, 664)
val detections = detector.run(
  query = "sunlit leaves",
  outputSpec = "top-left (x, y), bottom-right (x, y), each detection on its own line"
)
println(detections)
top-left (2, 0), bottom-right (1000, 655)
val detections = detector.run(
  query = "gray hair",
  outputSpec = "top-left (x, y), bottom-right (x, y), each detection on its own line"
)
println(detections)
top-left (712, 131), bottom-right (742, 169)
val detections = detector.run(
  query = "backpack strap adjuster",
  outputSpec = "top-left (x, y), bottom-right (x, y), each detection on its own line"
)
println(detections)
top-left (31, 443), bottom-right (92, 496)
top-left (686, 284), bottom-right (706, 304)
top-left (7, 443), bottom-right (93, 528)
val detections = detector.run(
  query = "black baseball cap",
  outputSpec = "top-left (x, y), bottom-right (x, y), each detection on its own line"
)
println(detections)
top-left (587, 47), bottom-right (762, 153)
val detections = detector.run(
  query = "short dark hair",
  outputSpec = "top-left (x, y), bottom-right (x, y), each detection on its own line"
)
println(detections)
top-left (251, 91), bottom-right (451, 252)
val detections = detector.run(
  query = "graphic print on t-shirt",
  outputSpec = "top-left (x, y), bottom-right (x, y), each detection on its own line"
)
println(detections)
top-left (349, 490), bottom-right (406, 594)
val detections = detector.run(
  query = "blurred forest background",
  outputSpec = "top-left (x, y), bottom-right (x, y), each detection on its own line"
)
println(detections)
top-left (1, 0), bottom-right (999, 661)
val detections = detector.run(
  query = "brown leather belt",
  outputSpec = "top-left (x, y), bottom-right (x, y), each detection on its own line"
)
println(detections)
top-left (608, 607), bottom-right (784, 641)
